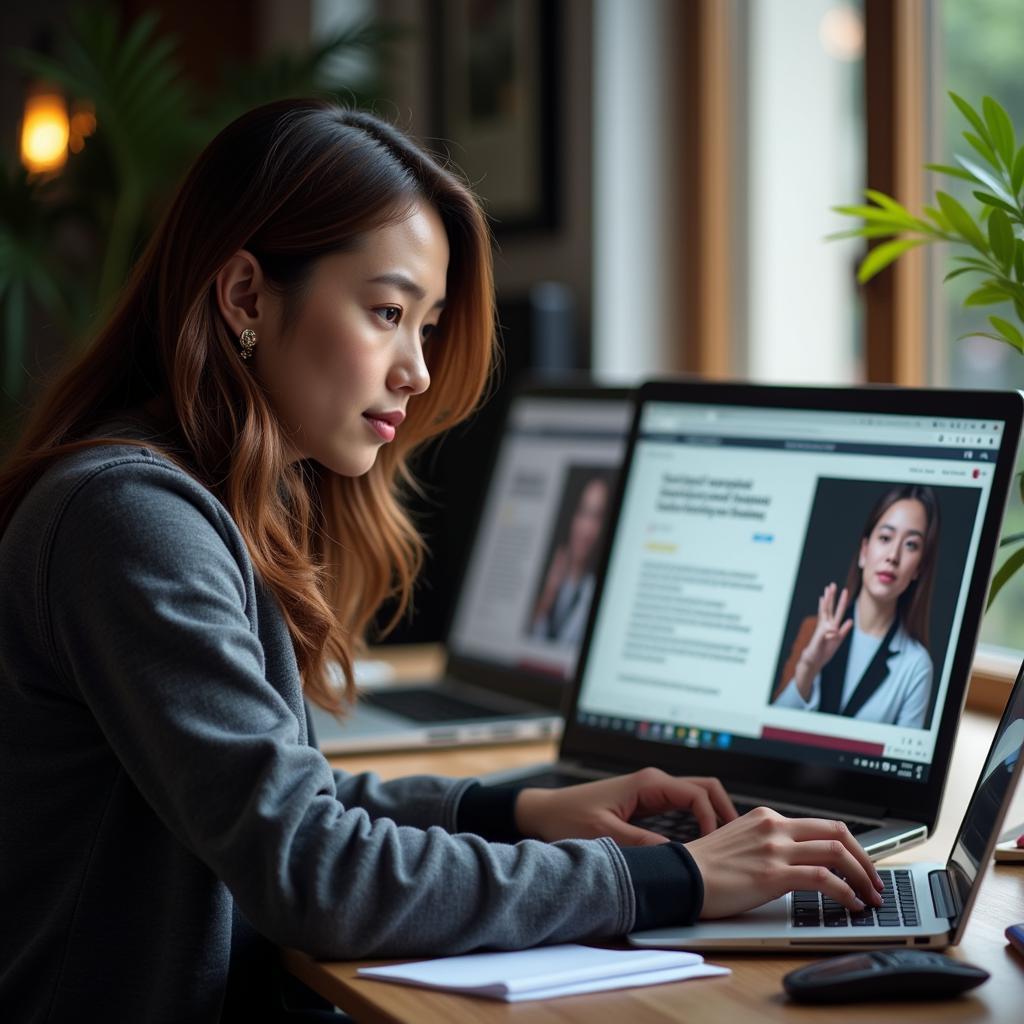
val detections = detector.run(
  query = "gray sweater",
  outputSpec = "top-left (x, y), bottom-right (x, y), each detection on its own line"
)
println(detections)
top-left (0, 438), bottom-right (702, 1022)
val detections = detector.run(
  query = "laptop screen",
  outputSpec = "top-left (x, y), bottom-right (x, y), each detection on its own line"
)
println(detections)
top-left (574, 398), bottom-right (1012, 785)
top-left (947, 661), bottom-right (1024, 928)
top-left (447, 394), bottom-right (631, 679)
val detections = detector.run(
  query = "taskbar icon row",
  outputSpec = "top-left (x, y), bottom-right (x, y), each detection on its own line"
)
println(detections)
top-left (576, 711), bottom-right (733, 750)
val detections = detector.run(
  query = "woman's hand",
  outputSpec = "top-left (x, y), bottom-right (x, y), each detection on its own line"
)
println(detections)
top-left (514, 767), bottom-right (738, 845)
top-left (793, 582), bottom-right (854, 699)
top-left (686, 806), bottom-right (885, 918)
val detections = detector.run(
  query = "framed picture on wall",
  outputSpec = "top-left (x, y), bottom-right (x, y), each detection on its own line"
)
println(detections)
top-left (431, 0), bottom-right (560, 233)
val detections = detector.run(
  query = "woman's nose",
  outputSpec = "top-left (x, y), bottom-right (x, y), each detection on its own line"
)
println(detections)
top-left (389, 338), bottom-right (430, 395)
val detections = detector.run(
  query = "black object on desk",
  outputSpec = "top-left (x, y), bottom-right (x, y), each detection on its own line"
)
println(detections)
top-left (783, 950), bottom-right (989, 1003)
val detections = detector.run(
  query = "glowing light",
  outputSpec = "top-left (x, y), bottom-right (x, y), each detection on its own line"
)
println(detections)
top-left (20, 92), bottom-right (70, 174)
top-left (69, 105), bottom-right (97, 155)
top-left (820, 4), bottom-right (864, 62)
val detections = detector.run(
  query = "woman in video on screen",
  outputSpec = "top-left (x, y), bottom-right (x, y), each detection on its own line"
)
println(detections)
top-left (772, 484), bottom-right (938, 729)
top-left (529, 471), bottom-right (612, 646)
top-left (0, 100), bottom-right (883, 1022)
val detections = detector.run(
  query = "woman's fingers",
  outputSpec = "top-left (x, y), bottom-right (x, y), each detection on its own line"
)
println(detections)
top-left (785, 817), bottom-right (883, 891)
top-left (773, 864), bottom-right (871, 912)
top-left (628, 771), bottom-right (739, 834)
top-left (787, 840), bottom-right (883, 906)
top-left (681, 787), bottom-right (718, 836)
top-left (631, 775), bottom-right (718, 836)
top-left (694, 777), bottom-right (739, 823)
top-left (687, 808), bottom-right (884, 919)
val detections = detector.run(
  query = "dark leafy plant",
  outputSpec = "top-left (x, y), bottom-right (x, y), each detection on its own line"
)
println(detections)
top-left (832, 92), bottom-right (1024, 607)
top-left (0, 2), bottom-right (391, 427)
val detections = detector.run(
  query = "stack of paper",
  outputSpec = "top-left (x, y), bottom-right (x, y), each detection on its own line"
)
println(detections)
top-left (357, 943), bottom-right (729, 1002)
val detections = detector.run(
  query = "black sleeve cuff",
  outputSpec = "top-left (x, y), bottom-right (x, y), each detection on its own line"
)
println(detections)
top-left (620, 843), bottom-right (705, 930)
top-left (455, 782), bottom-right (525, 842)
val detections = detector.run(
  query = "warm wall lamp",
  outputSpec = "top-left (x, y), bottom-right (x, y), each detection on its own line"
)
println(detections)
top-left (19, 84), bottom-right (96, 176)
top-left (20, 87), bottom-right (70, 175)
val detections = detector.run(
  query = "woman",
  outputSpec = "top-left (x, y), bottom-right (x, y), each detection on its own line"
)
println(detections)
top-left (773, 485), bottom-right (939, 728)
top-left (0, 101), bottom-right (881, 1022)
top-left (530, 471), bottom-right (612, 645)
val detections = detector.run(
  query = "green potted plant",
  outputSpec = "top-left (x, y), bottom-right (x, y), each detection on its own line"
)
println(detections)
top-left (833, 91), bottom-right (1024, 606)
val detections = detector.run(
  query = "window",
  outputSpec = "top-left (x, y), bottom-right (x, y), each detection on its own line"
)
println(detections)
top-left (928, 0), bottom-right (1024, 653)
top-left (743, 0), bottom-right (865, 384)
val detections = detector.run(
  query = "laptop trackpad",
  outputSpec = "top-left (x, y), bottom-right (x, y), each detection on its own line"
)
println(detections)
top-left (629, 895), bottom-right (789, 948)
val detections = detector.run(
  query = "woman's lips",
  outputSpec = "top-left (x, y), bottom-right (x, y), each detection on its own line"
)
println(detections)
top-left (876, 571), bottom-right (896, 584)
top-left (363, 414), bottom-right (397, 442)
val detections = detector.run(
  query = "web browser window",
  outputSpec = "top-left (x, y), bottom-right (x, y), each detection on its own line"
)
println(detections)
top-left (577, 402), bottom-right (1004, 783)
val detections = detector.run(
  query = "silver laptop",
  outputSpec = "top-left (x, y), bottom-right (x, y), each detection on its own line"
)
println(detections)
top-left (309, 383), bottom-right (632, 753)
top-left (630, 651), bottom-right (1024, 951)
top-left (485, 380), bottom-right (1023, 860)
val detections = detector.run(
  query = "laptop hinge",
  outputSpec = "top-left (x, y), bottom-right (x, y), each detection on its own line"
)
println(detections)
top-left (928, 869), bottom-right (959, 920)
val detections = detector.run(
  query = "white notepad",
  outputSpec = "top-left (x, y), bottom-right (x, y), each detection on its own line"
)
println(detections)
top-left (357, 944), bottom-right (729, 1002)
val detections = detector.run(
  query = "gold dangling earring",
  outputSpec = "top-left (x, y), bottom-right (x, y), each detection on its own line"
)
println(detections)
top-left (238, 328), bottom-right (257, 361)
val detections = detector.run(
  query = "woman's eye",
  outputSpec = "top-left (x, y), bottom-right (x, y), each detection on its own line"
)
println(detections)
top-left (421, 323), bottom-right (438, 342)
top-left (376, 306), bottom-right (402, 325)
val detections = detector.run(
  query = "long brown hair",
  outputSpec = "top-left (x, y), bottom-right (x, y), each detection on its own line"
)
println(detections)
top-left (844, 484), bottom-right (940, 647)
top-left (0, 100), bottom-right (495, 712)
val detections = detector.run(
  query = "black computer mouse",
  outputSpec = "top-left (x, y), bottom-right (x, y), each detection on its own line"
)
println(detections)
top-left (783, 949), bottom-right (989, 1003)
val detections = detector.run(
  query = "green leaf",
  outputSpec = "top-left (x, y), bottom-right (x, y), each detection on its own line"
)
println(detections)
top-left (924, 205), bottom-right (952, 231)
top-left (956, 154), bottom-right (1015, 204)
top-left (944, 266), bottom-right (985, 282)
top-left (857, 239), bottom-right (927, 284)
top-left (864, 188), bottom-right (913, 215)
top-left (964, 284), bottom-right (1010, 306)
top-left (988, 208), bottom-right (1015, 269)
top-left (988, 542), bottom-right (1024, 609)
top-left (952, 255), bottom-right (999, 271)
top-left (936, 191), bottom-right (990, 251)
top-left (833, 202), bottom-right (920, 229)
top-left (994, 276), bottom-right (1024, 308)
top-left (925, 162), bottom-right (977, 183)
top-left (989, 314), bottom-right (1024, 351)
top-left (950, 91), bottom-right (992, 145)
top-left (983, 96), bottom-right (1016, 169)
top-left (974, 191), bottom-right (1020, 218)
top-left (1016, 239), bottom-right (1024, 282)
top-left (825, 226), bottom-right (900, 241)
top-left (1013, 146), bottom-right (1024, 198)
top-left (965, 131), bottom-right (1001, 169)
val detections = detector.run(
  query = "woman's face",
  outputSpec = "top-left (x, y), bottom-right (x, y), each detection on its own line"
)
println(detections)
top-left (858, 498), bottom-right (928, 606)
top-left (568, 478), bottom-right (609, 568)
top-left (254, 201), bottom-right (448, 476)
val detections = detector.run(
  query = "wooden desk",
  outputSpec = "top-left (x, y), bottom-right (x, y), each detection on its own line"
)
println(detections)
top-left (285, 710), bottom-right (1024, 1023)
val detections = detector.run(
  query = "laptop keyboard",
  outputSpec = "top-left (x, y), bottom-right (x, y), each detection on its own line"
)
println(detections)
top-left (790, 868), bottom-right (919, 928)
top-left (632, 804), bottom-right (874, 844)
top-left (362, 689), bottom-right (507, 723)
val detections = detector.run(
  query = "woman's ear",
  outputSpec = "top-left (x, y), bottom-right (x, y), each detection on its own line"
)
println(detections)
top-left (858, 537), bottom-right (867, 569)
top-left (215, 250), bottom-right (266, 337)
